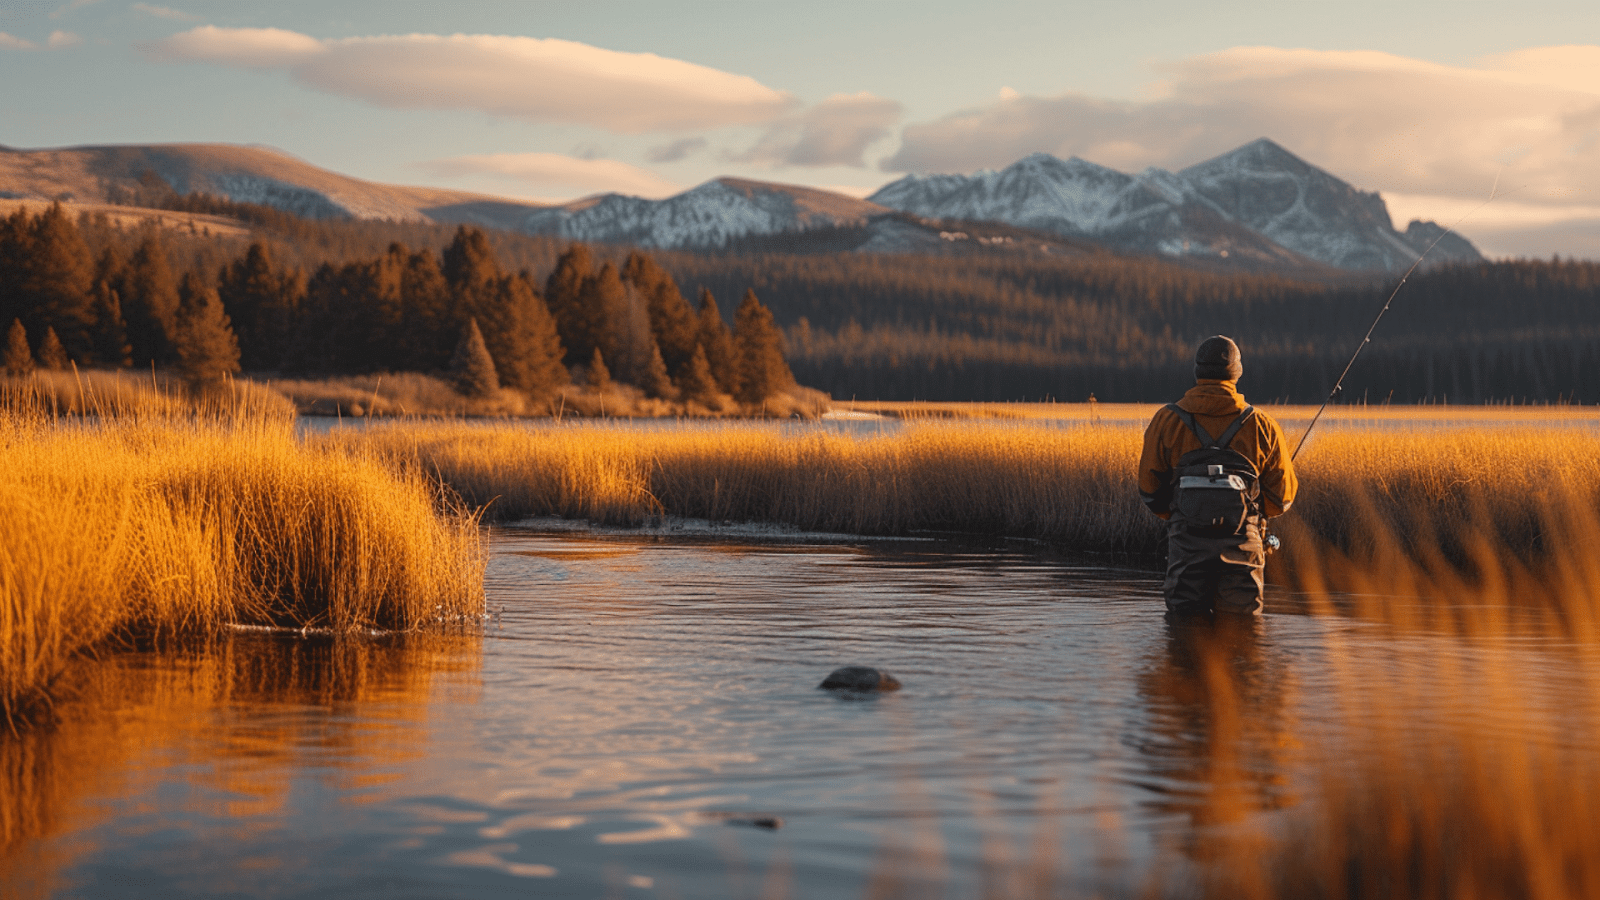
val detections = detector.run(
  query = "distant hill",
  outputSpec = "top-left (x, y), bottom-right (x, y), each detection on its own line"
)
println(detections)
top-left (0, 142), bottom-right (545, 223)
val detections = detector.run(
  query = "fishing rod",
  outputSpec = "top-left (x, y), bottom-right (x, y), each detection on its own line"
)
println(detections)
top-left (1289, 178), bottom-right (1503, 462)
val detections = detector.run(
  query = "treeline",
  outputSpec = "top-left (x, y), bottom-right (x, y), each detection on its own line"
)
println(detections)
top-left (11, 191), bottom-right (1600, 404)
top-left (0, 203), bottom-right (796, 409)
top-left (657, 250), bottom-right (1600, 403)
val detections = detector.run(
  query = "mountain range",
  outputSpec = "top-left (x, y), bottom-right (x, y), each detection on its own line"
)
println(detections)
top-left (0, 139), bottom-right (1480, 274)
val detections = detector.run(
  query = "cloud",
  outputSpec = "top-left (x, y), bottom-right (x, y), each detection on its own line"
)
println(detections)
top-left (883, 46), bottom-right (1600, 221)
top-left (148, 24), bottom-right (324, 68)
top-left (0, 28), bottom-right (79, 49)
top-left (144, 26), bottom-right (796, 133)
top-left (647, 137), bottom-right (707, 164)
top-left (131, 3), bottom-right (198, 21)
top-left (422, 152), bottom-right (682, 200)
top-left (740, 92), bottom-right (902, 167)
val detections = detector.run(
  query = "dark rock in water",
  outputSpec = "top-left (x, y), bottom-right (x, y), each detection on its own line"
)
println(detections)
top-left (726, 816), bottom-right (783, 830)
top-left (819, 666), bottom-right (901, 692)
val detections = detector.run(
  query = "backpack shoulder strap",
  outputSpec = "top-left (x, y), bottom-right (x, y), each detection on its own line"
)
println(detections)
top-left (1166, 403), bottom-right (1217, 446)
top-left (1215, 406), bottom-right (1256, 450)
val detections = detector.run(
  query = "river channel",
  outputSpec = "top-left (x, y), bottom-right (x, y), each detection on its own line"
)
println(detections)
top-left (3, 523), bottom-right (1592, 898)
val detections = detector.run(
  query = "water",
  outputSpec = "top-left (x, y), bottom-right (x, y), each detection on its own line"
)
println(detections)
top-left (3, 526), bottom-right (1593, 898)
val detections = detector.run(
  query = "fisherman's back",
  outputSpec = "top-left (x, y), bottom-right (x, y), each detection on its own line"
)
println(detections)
top-left (1138, 337), bottom-right (1297, 616)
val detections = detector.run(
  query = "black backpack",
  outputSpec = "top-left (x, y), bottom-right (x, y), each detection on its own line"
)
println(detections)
top-left (1166, 404), bottom-right (1261, 536)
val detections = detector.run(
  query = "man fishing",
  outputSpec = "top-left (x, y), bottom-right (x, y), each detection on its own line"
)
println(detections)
top-left (1138, 336), bottom-right (1297, 616)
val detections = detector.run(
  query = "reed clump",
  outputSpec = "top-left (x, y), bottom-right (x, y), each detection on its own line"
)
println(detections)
top-left (334, 420), bottom-right (1160, 549)
top-left (1198, 487), bottom-right (1600, 900)
top-left (0, 403), bottom-right (485, 726)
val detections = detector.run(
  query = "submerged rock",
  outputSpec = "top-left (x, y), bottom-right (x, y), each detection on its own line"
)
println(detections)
top-left (818, 666), bottom-right (902, 692)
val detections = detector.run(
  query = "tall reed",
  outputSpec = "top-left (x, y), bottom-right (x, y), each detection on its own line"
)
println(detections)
top-left (0, 396), bottom-right (484, 725)
top-left (335, 420), bottom-right (1160, 549)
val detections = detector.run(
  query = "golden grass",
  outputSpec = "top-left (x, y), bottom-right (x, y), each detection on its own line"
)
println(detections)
top-left (332, 420), bottom-right (1156, 547)
top-left (1193, 490), bottom-right (1600, 900)
top-left (0, 396), bottom-right (485, 725)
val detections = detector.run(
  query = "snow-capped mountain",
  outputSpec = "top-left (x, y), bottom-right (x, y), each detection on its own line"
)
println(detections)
top-left (516, 178), bottom-right (888, 249)
top-left (868, 139), bottom-right (1481, 270)
top-left (0, 139), bottom-right (1481, 272)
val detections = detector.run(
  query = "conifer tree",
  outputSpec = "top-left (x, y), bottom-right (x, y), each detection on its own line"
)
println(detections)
top-left (639, 342), bottom-right (677, 400)
top-left (399, 248), bottom-right (452, 369)
top-left (695, 288), bottom-right (737, 394)
top-left (442, 226), bottom-right (501, 293)
top-left (566, 262), bottom-right (626, 368)
top-left (218, 242), bottom-right (303, 370)
top-left (37, 326), bottom-right (69, 370)
top-left (732, 289), bottom-right (794, 404)
top-left (605, 281), bottom-right (664, 390)
top-left (676, 343), bottom-right (719, 405)
top-left (121, 235), bottom-right (182, 367)
top-left (622, 251), bottom-right (698, 379)
top-left (0, 210), bottom-right (31, 330)
top-left (544, 244), bottom-right (599, 366)
top-left (586, 347), bottom-right (611, 391)
top-left (473, 274), bottom-right (568, 402)
top-left (448, 317), bottom-right (499, 398)
top-left (173, 271), bottom-right (241, 388)
top-left (17, 204), bottom-right (95, 359)
top-left (4, 319), bottom-right (33, 379)
top-left (89, 280), bottom-right (133, 368)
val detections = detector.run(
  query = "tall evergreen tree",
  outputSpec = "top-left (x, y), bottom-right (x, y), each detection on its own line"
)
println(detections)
top-left (218, 242), bottom-right (303, 370)
top-left (622, 251), bottom-right (698, 379)
top-left (6, 204), bottom-right (95, 361)
top-left (120, 235), bottom-right (182, 367)
top-left (696, 288), bottom-right (737, 395)
top-left (585, 347), bottom-right (611, 391)
top-left (89, 280), bottom-right (133, 368)
top-left (732, 289), bottom-right (794, 404)
top-left (448, 317), bottom-right (498, 398)
top-left (442, 226), bottom-right (501, 293)
top-left (0, 210), bottom-right (31, 331)
top-left (4, 319), bottom-right (33, 378)
top-left (676, 343), bottom-right (719, 405)
top-left (566, 262), bottom-right (626, 369)
top-left (399, 247), bottom-right (452, 369)
top-left (606, 281), bottom-right (662, 390)
top-left (37, 327), bottom-right (69, 371)
top-left (544, 244), bottom-right (595, 366)
top-left (473, 274), bottom-right (568, 401)
top-left (173, 271), bottom-right (241, 388)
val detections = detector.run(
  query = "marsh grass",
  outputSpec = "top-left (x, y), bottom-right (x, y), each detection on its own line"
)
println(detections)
top-left (335, 420), bottom-right (1157, 548)
top-left (0, 384), bottom-right (485, 726)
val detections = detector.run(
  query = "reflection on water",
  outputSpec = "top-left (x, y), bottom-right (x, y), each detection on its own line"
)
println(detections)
top-left (2, 529), bottom-right (1595, 898)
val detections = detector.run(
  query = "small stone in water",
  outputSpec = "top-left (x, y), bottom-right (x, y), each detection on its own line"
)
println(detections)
top-left (819, 666), bottom-right (901, 692)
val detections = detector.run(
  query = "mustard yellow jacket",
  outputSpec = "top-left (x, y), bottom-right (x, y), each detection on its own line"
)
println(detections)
top-left (1137, 380), bottom-right (1298, 520)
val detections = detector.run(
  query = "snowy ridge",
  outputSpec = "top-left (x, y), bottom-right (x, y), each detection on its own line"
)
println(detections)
top-left (868, 139), bottom-right (1482, 271)
top-left (519, 178), bottom-right (887, 249)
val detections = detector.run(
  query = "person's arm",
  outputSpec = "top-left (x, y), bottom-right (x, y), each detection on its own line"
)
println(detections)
top-left (1257, 416), bottom-right (1298, 517)
top-left (1138, 411), bottom-right (1174, 520)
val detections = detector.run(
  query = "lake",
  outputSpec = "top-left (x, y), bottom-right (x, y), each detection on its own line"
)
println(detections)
top-left (2, 523), bottom-right (1591, 898)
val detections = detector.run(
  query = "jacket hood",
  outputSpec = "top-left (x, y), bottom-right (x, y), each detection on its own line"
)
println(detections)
top-left (1178, 380), bottom-right (1249, 416)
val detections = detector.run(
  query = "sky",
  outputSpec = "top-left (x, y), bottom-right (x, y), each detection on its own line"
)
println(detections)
top-left (3, 0), bottom-right (1600, 258)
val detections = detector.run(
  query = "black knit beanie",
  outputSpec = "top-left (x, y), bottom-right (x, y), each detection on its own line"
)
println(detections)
top-left (1195, 335), bottom-right (1243, 382)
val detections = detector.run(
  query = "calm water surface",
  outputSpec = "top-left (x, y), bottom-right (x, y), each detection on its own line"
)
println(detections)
top-left (3, 527), bottom-right (1591, 898)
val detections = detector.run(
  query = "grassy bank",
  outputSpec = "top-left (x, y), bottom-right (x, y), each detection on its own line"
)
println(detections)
top-left (333, 420), bottom-right (1156, 548)
top-left (332, 416), bottom-right (1600, 569)
top-left (0, 400), bottom-right (484, 725)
